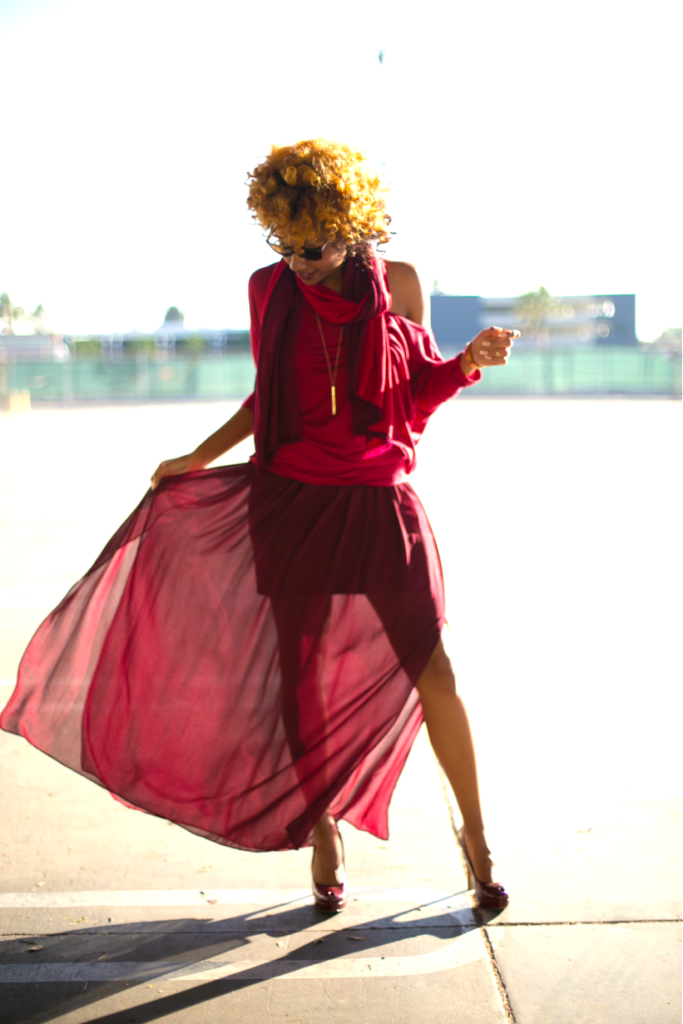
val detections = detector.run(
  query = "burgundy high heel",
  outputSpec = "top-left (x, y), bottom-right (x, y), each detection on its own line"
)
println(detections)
top-left (457, 827), bottom-right (509, 910)
top-left (311, 821), bottom-right (348, 913)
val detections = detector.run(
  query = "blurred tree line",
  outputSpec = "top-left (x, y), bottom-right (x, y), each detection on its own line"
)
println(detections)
top-left (68, 307), bottom-right (249, 358)
top-left (1, 293), bottom-right (49, 334)
top-left (1, 299), bottom-right (249, 355)
top-left (652, 327), bottom-right (682, 352)
top-left (68, 334), bottom-right (249, 358)
top-left (514, 287), bottom-right (559, 348)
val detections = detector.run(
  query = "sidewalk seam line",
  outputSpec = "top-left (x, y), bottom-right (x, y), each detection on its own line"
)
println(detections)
top-left (436, 762), bottom-right (517, 1023)
top-left (481, 926), bottom-right (517, 1024)
top-left (484, 919), bottom-right (682, 926)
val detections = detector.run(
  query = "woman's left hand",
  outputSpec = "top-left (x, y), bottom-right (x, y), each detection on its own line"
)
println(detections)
top-left (471, 326), bottom-right (520, 366)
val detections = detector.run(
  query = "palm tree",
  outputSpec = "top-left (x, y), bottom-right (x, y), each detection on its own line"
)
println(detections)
top-left (30, 303), bottom-right (48, 334)
top-left (0, 293), bottom-right (25, 335)
top-left (514, 287), bottom-right (560, 349)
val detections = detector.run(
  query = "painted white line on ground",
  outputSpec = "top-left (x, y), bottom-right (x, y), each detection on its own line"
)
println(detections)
top-left (0, 889), bottom-right (308, 908)
top-left (0, 888), bottom-right (467, 909)
top-left (0, 933), bottom-right (485, 982)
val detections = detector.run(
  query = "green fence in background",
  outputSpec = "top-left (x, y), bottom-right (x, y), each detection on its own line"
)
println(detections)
top-left (3, 347), bottom-right (681, 403)
top-left (453, 346), bottom-right (681, 397)
top-left (4, 354), bottom-right (256, 403)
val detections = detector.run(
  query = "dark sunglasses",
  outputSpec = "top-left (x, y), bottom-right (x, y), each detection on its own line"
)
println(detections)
top-left (266, 235), bottom-right (331, 261)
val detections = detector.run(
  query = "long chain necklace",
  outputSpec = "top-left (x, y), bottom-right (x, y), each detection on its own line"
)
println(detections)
top-left (315, 313), bottom-right (344, 416)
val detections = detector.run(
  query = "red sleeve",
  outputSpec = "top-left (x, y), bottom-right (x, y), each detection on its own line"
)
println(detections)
top-left (241, 264), bottom-right (279, 413)
top-left (413, 356), bottom-right (480, 417)
top-left (396, 317), bottom-right (480, 417)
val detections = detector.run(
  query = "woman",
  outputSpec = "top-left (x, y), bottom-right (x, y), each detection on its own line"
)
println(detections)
top-left (1, 140), bottom-right (516, 913)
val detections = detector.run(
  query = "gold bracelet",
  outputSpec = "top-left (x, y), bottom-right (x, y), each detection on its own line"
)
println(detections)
top-left (466, 342), bottom-right (483, 370)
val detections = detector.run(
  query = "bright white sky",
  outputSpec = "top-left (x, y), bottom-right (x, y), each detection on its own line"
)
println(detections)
top-left (1, 0), bottom-right (679, 339)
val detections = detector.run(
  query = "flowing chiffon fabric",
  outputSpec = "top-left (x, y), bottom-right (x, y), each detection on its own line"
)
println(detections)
top-left (0, 464), bottom-right (445, 851)
top-left (1, 256), bottom-right (479, 852)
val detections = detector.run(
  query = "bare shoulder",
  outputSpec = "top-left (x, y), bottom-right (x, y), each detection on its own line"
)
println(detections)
top-left (384, 260), bottom-right (421, 293)
top-left (384, 260), bottom-right (428, 326)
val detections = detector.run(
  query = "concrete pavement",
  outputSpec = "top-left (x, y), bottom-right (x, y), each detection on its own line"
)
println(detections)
top-left (1, 399), bottom-right (681, 1022)
top-left (1, 722), bottom-right (509, 1023)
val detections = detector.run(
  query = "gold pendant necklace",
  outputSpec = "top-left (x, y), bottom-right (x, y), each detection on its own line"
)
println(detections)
top-left (315, 313), bottom-right (344, 416)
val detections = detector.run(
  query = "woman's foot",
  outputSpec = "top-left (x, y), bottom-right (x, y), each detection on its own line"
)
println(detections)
top-left (458, 826), bottom-right (509, 909)
top-left (461, 828), bottom-right (496, 884)
top-left (312, 812), bottom-right (345, 886)
top-left (311, 812), bottom-right (347, 913)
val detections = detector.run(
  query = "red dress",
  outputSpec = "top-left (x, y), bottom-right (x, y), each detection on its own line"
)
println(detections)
top-left (0, 264), bottom-right (480, 852)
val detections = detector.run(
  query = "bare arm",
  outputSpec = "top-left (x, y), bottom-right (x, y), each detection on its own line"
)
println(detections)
top-left (192, 405), bottom-right (254, 467)
top-left (150, 405), bottom-right (254, 490)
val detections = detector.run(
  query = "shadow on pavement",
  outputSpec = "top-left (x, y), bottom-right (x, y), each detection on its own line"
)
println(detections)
top-left (3, 893), bottom-right (504, 1023)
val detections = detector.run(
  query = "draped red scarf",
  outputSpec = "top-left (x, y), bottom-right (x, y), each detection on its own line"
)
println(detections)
top-left (254, 254), bottom-right (408, 469)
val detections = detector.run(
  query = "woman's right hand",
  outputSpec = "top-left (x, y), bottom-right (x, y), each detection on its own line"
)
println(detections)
top-left (150, 453), bottom-right (204, 491)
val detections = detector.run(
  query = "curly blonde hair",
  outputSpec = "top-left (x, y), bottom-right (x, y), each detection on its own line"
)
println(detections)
top-left (246, 139), bottom-right (391, 253)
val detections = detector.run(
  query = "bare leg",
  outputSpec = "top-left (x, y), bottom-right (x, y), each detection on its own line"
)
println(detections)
top-left (311, 637), bottom-right (496, 885)
top-left (415, 638), bottom-right (497, 884)
top-left (311, 809), bottom-right (345, 886)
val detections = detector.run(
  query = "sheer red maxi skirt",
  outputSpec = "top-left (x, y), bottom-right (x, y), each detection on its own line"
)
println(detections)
top-left (0, 464), bottom-right (445, 851)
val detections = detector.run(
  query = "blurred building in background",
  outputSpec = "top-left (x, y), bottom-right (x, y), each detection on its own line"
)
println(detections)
top-left (431, 293), bottom-right (638, 353)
